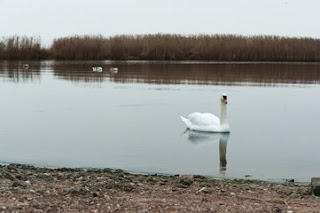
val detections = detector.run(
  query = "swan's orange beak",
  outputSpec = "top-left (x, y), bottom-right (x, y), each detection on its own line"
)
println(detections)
top-left (224, 99), bottom-right (228, 104)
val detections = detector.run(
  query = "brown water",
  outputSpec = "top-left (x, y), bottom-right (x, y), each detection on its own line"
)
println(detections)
top-left (0, 60), bottom-right (320, 183)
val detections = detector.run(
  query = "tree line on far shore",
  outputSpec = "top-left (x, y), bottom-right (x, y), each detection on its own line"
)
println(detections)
top-left (1, 34), bottom-right (320, 61)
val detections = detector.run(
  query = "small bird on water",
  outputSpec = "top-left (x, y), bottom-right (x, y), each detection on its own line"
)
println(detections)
top-left (92, 67), bottom-right (103, 72)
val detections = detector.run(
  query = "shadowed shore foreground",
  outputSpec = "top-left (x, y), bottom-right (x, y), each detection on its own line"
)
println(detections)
top-left (0, 164), bottom-right (319, 212)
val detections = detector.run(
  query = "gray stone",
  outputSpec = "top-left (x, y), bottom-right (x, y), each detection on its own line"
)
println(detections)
top-left (285, 179), bottom-right (295, 183)
top-left (2, 171), bottom-right (16, 181)
top-left (311, 178), bottom-right (320, 196)
top-left (277, 188), bottom-right (292, 195)
top-left (64, 186), bottom-right (90, 196)
top-left (12, 180), bottom-right (28, 188)
top-left (31, 199), bottom-right (41, 208)
top-left (177, 175), bottom-right (194, 187)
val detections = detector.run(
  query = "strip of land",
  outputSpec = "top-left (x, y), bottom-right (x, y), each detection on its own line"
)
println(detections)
top-left (0, 164), bottom-right (319, 212)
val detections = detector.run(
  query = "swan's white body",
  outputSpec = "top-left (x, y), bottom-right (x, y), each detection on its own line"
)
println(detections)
top-left (92, 67), bottom-right (103, 72)
top-left (110, 67), bottom-right (118, 73)
top-left (180, 94), bottom-right (230, 133)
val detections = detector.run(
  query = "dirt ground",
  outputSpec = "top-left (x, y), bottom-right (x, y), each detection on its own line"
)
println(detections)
top-left (0, 164), bottom-right (319, 212)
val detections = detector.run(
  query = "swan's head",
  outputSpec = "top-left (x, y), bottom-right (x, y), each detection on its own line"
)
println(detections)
top-left (221, 93), bottom-right (227, 104)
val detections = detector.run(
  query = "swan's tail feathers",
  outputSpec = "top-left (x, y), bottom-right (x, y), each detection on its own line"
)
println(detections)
top-left (180, 116), bottom-right (188, 123)
top-left (180, 116), bottom-right (191, 129)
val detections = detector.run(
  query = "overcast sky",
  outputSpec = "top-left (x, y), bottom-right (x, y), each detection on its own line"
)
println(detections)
top-left (0, 0), bottom-right (319, 45)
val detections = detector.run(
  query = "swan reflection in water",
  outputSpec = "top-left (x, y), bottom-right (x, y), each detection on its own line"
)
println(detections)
top-left (184, 130), bottom-right (230, 174)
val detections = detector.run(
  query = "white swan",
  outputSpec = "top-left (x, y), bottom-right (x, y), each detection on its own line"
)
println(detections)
top-left (180, 94), bottom-right (230, 132)
top-left (92, 67), bottom-right (103, 72)
top-left (110, 67), bottom-right (118, 73)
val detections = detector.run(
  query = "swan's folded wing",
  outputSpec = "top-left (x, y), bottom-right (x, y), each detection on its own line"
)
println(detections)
top-left (187, 112), bottom-right (220, 126)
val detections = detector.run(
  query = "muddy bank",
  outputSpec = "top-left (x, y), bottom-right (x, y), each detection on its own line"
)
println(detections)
top-left (0, 164), bottom-right (319, 212)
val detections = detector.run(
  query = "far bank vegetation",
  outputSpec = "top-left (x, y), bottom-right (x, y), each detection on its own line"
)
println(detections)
top-left (1, 34), bottom-right (320, 61)
top-left (0, 36), bottom-right (48, 60)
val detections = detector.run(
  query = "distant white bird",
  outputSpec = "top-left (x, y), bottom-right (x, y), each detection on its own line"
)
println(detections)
top-left (92, 67), bottom-right (103, 72)
top-left (23, 64), bottom-right (29, 69)
top-left (110, 67), bottom-right (118, 73)
top-left (180, 94), bottom-right (230, 132)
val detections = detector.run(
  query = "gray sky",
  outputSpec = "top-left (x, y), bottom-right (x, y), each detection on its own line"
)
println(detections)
top-left (0, 0), bottom-right (319, 45)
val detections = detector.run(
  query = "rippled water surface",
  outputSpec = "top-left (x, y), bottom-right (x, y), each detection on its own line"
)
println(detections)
top-left (1, 61), bottom-right (320, 183)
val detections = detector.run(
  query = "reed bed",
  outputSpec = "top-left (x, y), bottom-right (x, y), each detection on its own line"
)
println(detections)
top-left (50, 35), bottom-right (109, 60)
top-left (1, 34), bottom-right (320, 61)
top-left (0, 36), bottom-right (48, 60)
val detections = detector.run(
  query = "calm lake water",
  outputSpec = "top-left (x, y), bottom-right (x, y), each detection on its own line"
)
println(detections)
top-left (0, 61), bottom-right (320, 183)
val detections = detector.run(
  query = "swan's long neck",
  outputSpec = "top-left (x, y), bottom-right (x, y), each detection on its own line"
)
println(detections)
top-left (220, 101), bottom-right (227, 126)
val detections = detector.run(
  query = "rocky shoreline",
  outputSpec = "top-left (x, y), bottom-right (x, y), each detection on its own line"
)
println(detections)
top-left (0, 164), bottom-right (319, 212)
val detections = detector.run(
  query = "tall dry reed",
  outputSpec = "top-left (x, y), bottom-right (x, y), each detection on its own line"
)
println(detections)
top-left (50, 35), bottom-right (110, 60)
top-left (0, 36), bottom-right (48, 60)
